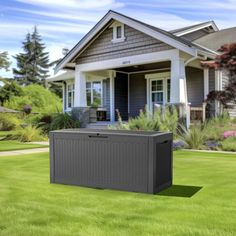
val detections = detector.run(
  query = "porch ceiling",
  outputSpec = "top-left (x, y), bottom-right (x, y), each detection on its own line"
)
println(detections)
top-left (114, 61), bottom-right (170, 73)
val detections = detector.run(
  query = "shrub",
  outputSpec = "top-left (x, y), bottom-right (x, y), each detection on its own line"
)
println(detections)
top-left (0, 113), bottom-right (21, 131)
top-left (179, 124), bottom-right (206, 149)
top-left (12, 125), bottom-right (46, 142)
top-left (173, 140), bottom-right (186, 150)
top-left (4, 84), bottom-right (62, 113)
top-left (50, 113), bottom-right (80, 131)
top-left (115, 105), bottom-right (179, 136)
top-left (220, 137), bottom-right (236, 152)
top-left (222, 131), bottom-right (236, 139)
top-left (23, 105), bottom-right (32, 114)
top-left (204, 140), bottom-right (219, 150)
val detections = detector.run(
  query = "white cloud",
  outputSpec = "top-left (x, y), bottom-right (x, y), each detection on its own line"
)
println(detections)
top-left (16, 0), bottom-right (124, 9)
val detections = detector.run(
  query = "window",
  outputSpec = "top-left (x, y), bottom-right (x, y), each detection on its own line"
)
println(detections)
top-left (86, 81), bottom-right (102, 107)
top-left (150, 78), bottom-right (171, 107)
top-left (111, 23), bottom-right (125, 43)
top-left (116, 26), bottom-right (122, 38)
top-left (151, 80), bottom-right (164, 105)
top-left (67, 83), bottom-right (74, 109)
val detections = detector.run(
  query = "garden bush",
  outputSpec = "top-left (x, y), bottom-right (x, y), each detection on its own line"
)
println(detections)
top-left (220, 137), bottom-right (236, 152)
top-left (115, 105), bottom-right (179, 136)
top-left (4, 84), bottom-right (62, 113)
top-left (179, 124), bottom-right (206, 149)
top-left (50, 113), bottom-right (80, 131)
top-left (0, 113), bottom-right (21, 131)
top-left (12, 125), bottom-right (46, 142)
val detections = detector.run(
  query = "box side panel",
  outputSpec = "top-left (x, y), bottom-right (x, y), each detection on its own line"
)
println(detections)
top-left (154, 133), bottom-right (173, 193)
top-left (49, 132), bottom-right (55, 183)
top-left (52, 132), bottom-right (149, 193)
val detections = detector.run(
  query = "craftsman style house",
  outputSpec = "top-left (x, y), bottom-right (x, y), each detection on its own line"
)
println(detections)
top-left (48, 10), bottom-right (236, 126)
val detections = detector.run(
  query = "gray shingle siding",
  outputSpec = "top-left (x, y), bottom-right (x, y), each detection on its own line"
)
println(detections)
top-left (76, 24), bottom-right (173, 64)
top-left (115, 73), bottom-right (128, 120)
top-left (129, 73), bottom-right (147, 117)
top-left (208, 68), bottom-right (216, 116)
top-left (186, 67), bottom-right (204, 106)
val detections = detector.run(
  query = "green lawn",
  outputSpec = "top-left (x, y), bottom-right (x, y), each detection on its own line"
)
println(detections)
top-left (0, 140), bottom-right (48, 152)
top-left (0, 151), bottom-right (235, 236)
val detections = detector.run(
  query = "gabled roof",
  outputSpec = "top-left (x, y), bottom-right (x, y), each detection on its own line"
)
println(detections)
top-left (55, 10), bottom-right (219, 73)
top-left (194, 26), bottom-right (236, 51)
top-left (171, 21), bottom-right (219, 36)
top-left (55, 10), bottom-right (198, 73)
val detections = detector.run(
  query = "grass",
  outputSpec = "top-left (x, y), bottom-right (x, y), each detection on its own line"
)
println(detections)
top-left (0, 140), bottom-right (48, 152)
top-left (0, 151), bottom-right (235, 235)
top-left (0, 130), bottom-right (16, 137)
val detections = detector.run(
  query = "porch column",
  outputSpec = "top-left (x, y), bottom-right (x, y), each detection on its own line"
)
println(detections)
top-left (170, 58), bottom-right (187, 104)
top-left (215, 70), bottom-right (222, 115)
top-left (74, 66), bottom-right (87, 107)
top-left (204, 68), bottom-right (209, 99)
top-left (170, 58), bottom-right (189, 127)
top-left (109, 70), bottom-right (116, 122)
top-left (62, 81), bottom-right (66, 112)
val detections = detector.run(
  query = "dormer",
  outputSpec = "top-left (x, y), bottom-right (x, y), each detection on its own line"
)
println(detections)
top-left (110, 21), bottom-right (125, 43)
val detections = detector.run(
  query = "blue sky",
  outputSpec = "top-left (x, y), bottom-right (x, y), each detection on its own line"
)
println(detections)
top-left (1, 0), bottom-right (236, 78)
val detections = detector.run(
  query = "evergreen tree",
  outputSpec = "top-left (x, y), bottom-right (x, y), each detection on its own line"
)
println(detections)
top-left (0, 51), bottom-right (11, 72)
top-left (13, 27), bottom-right (50, 85)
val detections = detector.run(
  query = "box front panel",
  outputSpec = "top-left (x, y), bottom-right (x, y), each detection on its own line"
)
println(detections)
top-left (53, 133), bottom-right (149, 193)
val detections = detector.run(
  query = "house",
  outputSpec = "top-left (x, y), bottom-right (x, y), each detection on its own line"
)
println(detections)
top-left (48, 10), bottom-right (236, 126)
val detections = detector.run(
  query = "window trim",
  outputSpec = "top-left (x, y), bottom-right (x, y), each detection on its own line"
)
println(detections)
top-left (86, 80), bottom-right (103, 107)
top-left (111, 22), bottom-right (125, 43)
top-left (145, 72), bottom-right (171, 112)
top-left (66, 82), bottom-right (75, 110)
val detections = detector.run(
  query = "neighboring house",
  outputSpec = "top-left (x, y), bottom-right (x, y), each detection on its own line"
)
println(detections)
top-left (48, 10), bottom-right (236, 125)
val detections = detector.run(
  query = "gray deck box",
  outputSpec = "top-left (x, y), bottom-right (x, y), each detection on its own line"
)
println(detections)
top-left (50, 129), bottom-right (173, 194)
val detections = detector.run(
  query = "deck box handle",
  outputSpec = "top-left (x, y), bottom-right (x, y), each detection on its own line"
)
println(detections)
top-left (88, 134), bottom-right (108, 139)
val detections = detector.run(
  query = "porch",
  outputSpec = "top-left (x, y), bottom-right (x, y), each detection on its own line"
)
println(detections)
top-left (72, 53), bottom-right (211, 126)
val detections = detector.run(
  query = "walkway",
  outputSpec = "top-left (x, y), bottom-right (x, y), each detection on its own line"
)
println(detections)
top-left (0, 147), bottom-right (49, 156)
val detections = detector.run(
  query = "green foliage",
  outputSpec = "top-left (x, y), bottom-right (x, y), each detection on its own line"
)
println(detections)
top-left (0, 81), bottom-right (23, 105)
top-left (50, 113), bottom-right (80, 131)
top-left (204, 113), bottom-right (232, 141)
top-left (0, 51), bottom-right (11, 71)
top-left (4, 84), bottom-right (62, 113)
top-left (115, 106), bottom-right (179, 136)
top-left (12, 125), bottom-right (46, 142)
top-left (13, 26), bottom-right (50, 85)
top-left (0, 113), bottom-right (21, 131)
top-left (179, 124), bottom-right (206, 149)
top-left (220, 137), bottom-right (236, 152)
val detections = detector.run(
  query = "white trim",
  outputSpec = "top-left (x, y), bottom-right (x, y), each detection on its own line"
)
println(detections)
top-left (78, 49), bottom-right (179, 72)
top-left (55, 11), bottom-right (197, 72)
top-left (74, 68), bottom-right (87, 107)
top-left (145, 72), bottom-right (171, 112)
top-left (204, 68), bottom-right (209, 99)
top-left (86, 80), bottom-right (103, 107)
top-left (173, 21), bottom-right (219, 37)
top-left (66, 81), bottom-right (75, 111)
top-left (62, 82), bottom-right (66, 112)
top-left (110, 21), bottom-right (126, 43)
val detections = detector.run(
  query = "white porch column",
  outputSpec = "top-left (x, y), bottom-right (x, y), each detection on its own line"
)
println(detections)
top-left (62, 82), bottom-right (66, 112)
top-left (215, 70), bottom-right (222, 115)
top-left (170, 58), bottom-right (187, 104)
top-left (109, 70), bottom-right (116, 122)
top-left (74, 66), bottom-right (87, 107)
top-left (204, 68), bottom-right (209, 99)
top-left (170, 58), bottom-right (189, 127)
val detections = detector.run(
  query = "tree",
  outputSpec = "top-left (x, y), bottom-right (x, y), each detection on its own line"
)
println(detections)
top-left (0, 81), bottom-right (23, 105)
top-left (0, 51), bottom-right (11, 71)
top-left (13, 27), bottom-right (50, 85)
top-left (202, 43), bottom-right (236, 108)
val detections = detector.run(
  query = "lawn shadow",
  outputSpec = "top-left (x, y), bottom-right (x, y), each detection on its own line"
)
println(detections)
top-left (157, 185), bottom-right (202, 198)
